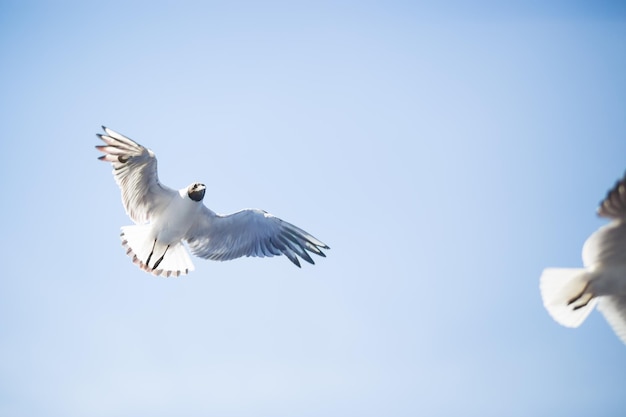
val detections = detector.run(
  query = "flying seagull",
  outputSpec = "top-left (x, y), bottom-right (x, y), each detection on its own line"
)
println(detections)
top-left (540, 172), bottom-right (626, 345)
top-left (96, 126), bottom-right (329, 277)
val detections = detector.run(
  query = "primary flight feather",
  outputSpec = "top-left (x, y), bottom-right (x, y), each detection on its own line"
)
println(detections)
top-left (540, 171), bottom-right (626, 345)
top-left (96, 126), bottom-right (329, 277)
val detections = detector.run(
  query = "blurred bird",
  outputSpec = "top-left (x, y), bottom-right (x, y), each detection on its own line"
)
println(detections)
top-left (96, 126), bottom-right (329, 277)
top-left (540, 172), bottom-right (626, 345)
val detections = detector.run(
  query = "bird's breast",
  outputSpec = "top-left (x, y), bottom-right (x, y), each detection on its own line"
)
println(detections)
top-left (583, 221), bottom-right (626, 268)
top-left (151, 196), bottom-right (200, 245)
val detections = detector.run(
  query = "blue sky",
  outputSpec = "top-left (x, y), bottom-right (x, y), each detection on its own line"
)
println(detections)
top-left (1, 1), bottom-right (626, 416)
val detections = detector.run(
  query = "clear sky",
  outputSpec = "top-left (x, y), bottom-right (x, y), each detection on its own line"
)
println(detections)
top-left (1, 1), bottom-right (626, 416)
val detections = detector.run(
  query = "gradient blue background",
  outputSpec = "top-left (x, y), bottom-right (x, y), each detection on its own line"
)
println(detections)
top-left (1, 1), bottom-right (626, 416)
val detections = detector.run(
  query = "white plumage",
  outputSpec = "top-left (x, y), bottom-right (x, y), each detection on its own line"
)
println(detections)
top-left (540, 172), bottom-right (626, 345)
top-left (96, 126), bottom-right (329, 277)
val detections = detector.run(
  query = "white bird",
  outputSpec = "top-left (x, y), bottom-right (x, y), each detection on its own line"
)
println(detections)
top-left (540, 172), bottom-right (626, 345)
top-left (96, 126), bottom-right (329, 277)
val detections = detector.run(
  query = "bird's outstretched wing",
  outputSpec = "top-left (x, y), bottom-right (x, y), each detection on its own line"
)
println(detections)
top-left (598, 296), bottom-right (626, 345)
top-left (96, 126), bottom-right (176, 224)
top-left (598, 172), bottom-right (626, 219)
top-left (185, 207), bottom-right (329, 267)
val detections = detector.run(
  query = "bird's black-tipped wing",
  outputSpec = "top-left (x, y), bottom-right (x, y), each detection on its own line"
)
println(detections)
top-left (185, 206), bottom-right (329, 267)
top-left (96, 126), bottom-right (176, 224)
top-left (598, 172), bottom-right (626, 220)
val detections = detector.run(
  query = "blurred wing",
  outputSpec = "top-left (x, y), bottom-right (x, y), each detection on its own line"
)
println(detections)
top-left (96, 126), bottom-right (176, 224)
top-left (186, 207), bottom-right (329, 267)
top-left (597, 296), bottom-right (626, 345)
top-left (598, 172), bottom-right (626, 219)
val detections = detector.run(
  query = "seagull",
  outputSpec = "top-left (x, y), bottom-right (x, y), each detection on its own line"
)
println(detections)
top-left (540, 172), bottom-right (626, 345)
top-left (96, 126), bottom-right (329, 277)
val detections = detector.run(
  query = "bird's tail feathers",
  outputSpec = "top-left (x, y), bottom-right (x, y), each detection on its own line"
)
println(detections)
top-left (540, 268), bottom-right (597, 328)
top-left (120, 225), bottom-right (195, 277)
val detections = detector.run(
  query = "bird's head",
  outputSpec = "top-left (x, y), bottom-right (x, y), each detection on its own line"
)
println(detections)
top-left (187, 182), bottom-right (206, 202)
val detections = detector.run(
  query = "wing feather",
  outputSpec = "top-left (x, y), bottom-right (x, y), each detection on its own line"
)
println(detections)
top-left (96, 126), bottom-right (176, 224)
top-left (598, 172), bottom-right (626, 219)
top-left (185, 207), bottom-right (329, 267)
top-left (597, 296), bottom-right (626, 345)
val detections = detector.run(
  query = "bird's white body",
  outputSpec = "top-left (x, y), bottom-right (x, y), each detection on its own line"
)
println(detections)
top-left (540, 176), bottom-right (626, 345)
top-left (120, 188), bottom-right (202, 276)
top-left (96, 126), bottom-right (329, 277)
top-left (150, 188), bottom-right (203, 245)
